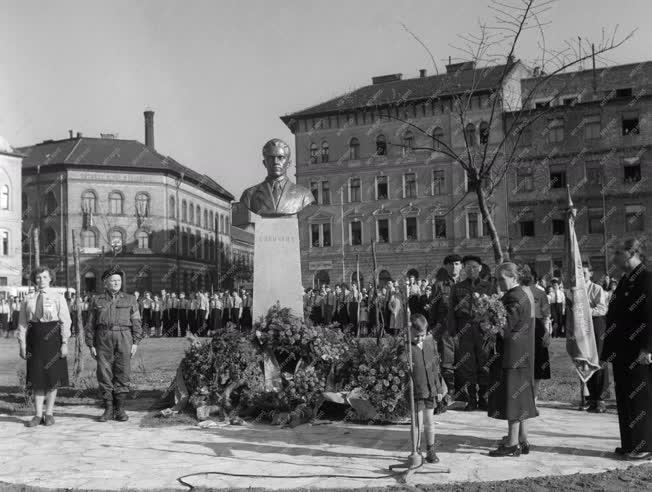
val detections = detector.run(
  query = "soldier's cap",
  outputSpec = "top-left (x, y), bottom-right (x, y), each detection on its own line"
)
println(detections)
top-left (443, 254), bottom-right (462, 265)
top-left (462, 255), bottom-right (483, 266)
top-left (409, 314), bottom-right (428, 335)
top-left (101, 267), bottom-right (125, 281)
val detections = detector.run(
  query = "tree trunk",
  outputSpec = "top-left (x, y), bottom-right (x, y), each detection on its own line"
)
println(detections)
top-left (476, 186), bottom-right (504, 265)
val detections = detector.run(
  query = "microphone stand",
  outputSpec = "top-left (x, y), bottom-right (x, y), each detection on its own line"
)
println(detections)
top-left (388, 283), bottom-right (449, 483)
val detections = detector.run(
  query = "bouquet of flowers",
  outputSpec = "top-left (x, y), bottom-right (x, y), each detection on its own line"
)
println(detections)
top-left (471, 293), bottom-right (507, 353)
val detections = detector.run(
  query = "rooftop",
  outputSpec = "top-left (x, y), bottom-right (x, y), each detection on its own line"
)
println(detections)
top-left (17, 136), bottom-right (234, 202)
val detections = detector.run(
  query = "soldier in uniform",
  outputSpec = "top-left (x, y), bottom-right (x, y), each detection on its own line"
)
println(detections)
top-left (431, 254), bottom-right (463, 401)
top-left (85, 267), bottom-right (143, 422)
top-left (448, 255), bottom-right (496, 411)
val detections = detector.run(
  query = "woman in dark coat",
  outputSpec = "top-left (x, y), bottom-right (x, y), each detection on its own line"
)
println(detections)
top-left (17, 266), bottom-right (72, 427)
top-left (488, 262), bottom-right (538, 457)
top-left (601, 239), bottom-right (652, 460)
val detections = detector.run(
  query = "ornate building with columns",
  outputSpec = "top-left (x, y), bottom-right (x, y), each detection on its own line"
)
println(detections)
top-left (18, 111), bottom-right (234, 293)
top-left (0, 136), bottom-right (23, 290)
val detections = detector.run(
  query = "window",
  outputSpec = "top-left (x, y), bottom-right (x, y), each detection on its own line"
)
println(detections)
top-left (0, 185), bottom-right (8, 210)
top-left (377, 219), bottom-right (389, 243)
top-left (616, 88), bottom-right (633, 98)
top-left (81, 229), bottom-right (97, 248)
top-left (432, 170), bottom-right (445, 195)
top-left (321, 141), bottom-right (329, 163)
top-left (350, 221), bottom-right (362, 245)
top-left (311, 223), bottom-right (331, 247)
top-left (42, 226), bottom-right (56, 254)
top-left (81, 190), bottom-right (96, 214)
top-left (402, 131), bottom-right (414, 156)
top-left (349, 177), bottom-right (361, 202)
top-left (584, 115), bottom-right (601, 140)
top-left (108, 191), bottom-right (123, 215)
top-left (349, 137), bottom-right (360, 160)
top-left (479, 121), bottom-right (489, 144)
top-left (465, 123), bottom-right (476, 146)
top-left (624, 163), bottom-right (641, 183)
top-left (310, 181), bottom-right (320, 203)
top-left (84, 272), bottom-right (96, 293)
top-left (309, 143), bottom-right (319, 164)
top-left (0, 277), bottom-right (6, 286)
top-left (404, 173), bottom-right (417, 198)
top-left (189, 203), bottom-right (194, 224)
top-left (468, 212), bottom-right (479, 238)
top-left (182, 200), bottom-right (188, 222)
top-left (376, 176), bottom-right (388, 200)
top-left (585, 162), bottom-right (603, 186)
top-left (169, 196), bottom-right (176, 218)
top-left (434, 217), bottom-right (447, 238)
top-left (535, 100), bottom-right (551, 109)
top-left (109, 229), bottom-right (124, 249)
top-left (516, 168), bottom-right (534, 192)
top-left (0, 230), bottom-right (8, 255)
top-left (405, 217), bottom-right (418, 241)
top-left (195, 205), bottom-right (200, 226)
top-left (220, 214), bottom-right (224, 233)
top-left (588, 208), bottom-right (604, 234)
top-left (376, 135), bottom-right (387, 156)
top-left (321, 181), bottom-right (330, 205)
top-left (625, 205), bottom-right (644, 232)
top-left (209, 211), bottom-right (214, 231)
top-left (547, 119), bottom-right (564, 143)
top-left (549, 168), bottom-right (566, 188)
top-left (622, 112), bottom-right (640, 135)
top-left (43, 191), bottom-right (57, 215)
top-left (135, 192), bottom-right (149, 217)
top-left (562, 96), bottom-right (579, 106)
top-left (552, 219), bottom-right (565, 236)
top-left (136, 230), bottom-right (149, 249)
top-left (432, 127), bottom-right (444, 150)
top-left (520, 220), bottom-right (535, 237)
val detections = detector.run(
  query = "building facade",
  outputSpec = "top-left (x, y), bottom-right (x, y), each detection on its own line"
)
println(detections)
top-left (282, 61), bottom-right (530, 288)
top-left (0, 137), bottom-right (23, 289)
top-left (19, 112), bottom-right (235, 293)
top-left (504, 61), bottom-right (652, 281)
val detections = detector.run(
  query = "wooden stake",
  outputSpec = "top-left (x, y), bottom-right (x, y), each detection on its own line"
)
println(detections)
top-left (33, 228), bottom-right (40, 268)
top-left (72, 230), bottom-right (84, 383)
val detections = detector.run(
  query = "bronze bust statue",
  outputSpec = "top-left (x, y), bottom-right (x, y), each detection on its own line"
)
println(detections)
top-left (240, 138), bottom-right (315, 216)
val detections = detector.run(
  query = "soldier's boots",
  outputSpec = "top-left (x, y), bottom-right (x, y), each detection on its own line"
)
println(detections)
top-left (114, 394), bottom-right (129, 422)
top-left (98, 400), bottom-right (113, 422)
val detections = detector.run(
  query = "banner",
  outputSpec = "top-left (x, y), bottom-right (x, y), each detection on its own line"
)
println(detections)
top-left (564, 188), bottom-right (600, 383)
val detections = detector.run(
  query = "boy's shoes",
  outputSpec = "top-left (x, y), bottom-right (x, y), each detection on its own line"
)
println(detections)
top-left (489, 443), bottom-right (521, 457)
top-left (26, 416), bottom-right (43, 427)
top-left (478, 399), bottom-right (488, 411)
top-left (463, 401), bottom-right (477, 412)
top-left (520, 441), bottom-right (530, 454)
top-left (587, 401), bottom-right (607, 413)
top-left (43, 414), bottom-right (55, 426)
top-left (426, 445), bottom-right (439, 463)
top-left (625, 451), bottom-right (652, 461)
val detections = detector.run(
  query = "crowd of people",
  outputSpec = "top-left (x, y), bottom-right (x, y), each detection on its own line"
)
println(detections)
top-left (6, 238), bottom-right (651, 461)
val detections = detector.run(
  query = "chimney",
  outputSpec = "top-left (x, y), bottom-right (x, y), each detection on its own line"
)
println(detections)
top-left (419, 69), bottom-right (427, 78)
top-left (533, 66), bottom-right (541, 77)
top-left (144, 110), bottom-right (155, 150)
top-left (76, 132), bottom-right (82, 138)
top-left (68, 129), bottom-right (73, 139)
top-left (445, 61), bottom-right (476, 74)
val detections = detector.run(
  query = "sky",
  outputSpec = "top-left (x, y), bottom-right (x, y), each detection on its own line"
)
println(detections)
top-left (2, 0), bottom-right (651, 198)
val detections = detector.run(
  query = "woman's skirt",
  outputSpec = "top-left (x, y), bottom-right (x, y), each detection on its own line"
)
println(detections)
top-left (488, 361), bottom-right (538, 421)
top-left (26, 320), bottom-right (69, 392)
top-left (534, 318), bottom-right (551, 380)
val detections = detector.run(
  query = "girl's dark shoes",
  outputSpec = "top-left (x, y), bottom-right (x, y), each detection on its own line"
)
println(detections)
top-left (43, 414), bottom-right (55, 426)
top-left (489, 443), bottom-right (521, 457)
top-left (26, 416), bottom-right (42, 427)
top-left (426, 445), bottom-right (440, 463)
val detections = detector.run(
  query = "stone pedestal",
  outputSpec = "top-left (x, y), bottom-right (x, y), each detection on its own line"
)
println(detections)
top-left (252, 216), bottom-right (303, 323)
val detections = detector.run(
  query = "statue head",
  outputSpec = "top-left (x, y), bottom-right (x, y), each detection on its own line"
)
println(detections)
top-left (262, 138), bottom-right (291, 179)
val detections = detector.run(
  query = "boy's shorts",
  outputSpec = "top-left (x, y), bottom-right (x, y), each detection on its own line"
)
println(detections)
top-left (415, 397), bottom-right (436, 411)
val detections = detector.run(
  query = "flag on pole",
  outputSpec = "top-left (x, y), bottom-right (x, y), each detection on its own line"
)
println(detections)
top-left (564, 186), bottom-right (600, 383)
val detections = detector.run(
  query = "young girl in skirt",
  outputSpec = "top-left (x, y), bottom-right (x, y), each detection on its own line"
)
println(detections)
top-left (17, 266), bottom-right (72, 427)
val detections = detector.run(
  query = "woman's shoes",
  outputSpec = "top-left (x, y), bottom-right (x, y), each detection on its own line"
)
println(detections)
top-left (501, 436), bottom-right (530, 454)
top-left (614, 447), bottom-right (627, 456)
top-left (489, 443), bottom-right (522, 457)
top-left (25, 416), bottom-right (42, 427)
top-left (426, 445), bottom-right (440, 463)
top-left (43, 414), bottom-right (55, 426)
top-left (625, 451), bottom-right (652, 461)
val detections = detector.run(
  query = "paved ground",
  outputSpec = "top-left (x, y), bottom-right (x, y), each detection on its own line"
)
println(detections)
top-left (0, 401), bottom-right (646, 490)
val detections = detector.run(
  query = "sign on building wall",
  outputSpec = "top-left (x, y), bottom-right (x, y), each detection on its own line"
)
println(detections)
top-left (308, 260), bottom-right (333, 271)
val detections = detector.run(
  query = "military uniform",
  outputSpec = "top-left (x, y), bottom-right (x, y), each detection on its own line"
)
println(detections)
top-left (448, 277), bottom-right (495, 408)
top-left (85, 272), bottom-right (142, 422)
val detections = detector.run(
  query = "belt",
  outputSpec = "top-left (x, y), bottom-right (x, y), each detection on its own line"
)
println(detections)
top-left (98, 324), bottom-right (131, 331)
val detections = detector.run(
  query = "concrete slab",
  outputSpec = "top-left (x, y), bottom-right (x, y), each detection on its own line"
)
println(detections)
top-left (0, 402), bottom-right (646, 490)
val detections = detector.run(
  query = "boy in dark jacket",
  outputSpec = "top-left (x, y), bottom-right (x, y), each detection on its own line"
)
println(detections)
top-left (408, 314), bottom-right (444, 463)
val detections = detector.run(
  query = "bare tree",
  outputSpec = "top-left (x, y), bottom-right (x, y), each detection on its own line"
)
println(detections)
top-left (381, 0), bottom-right (634, 263)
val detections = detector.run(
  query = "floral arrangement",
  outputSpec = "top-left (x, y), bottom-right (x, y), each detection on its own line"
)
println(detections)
top-left (343, 337), bottom-right (410, 421)
top-left (471, 293), bottom-right (507, 351)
